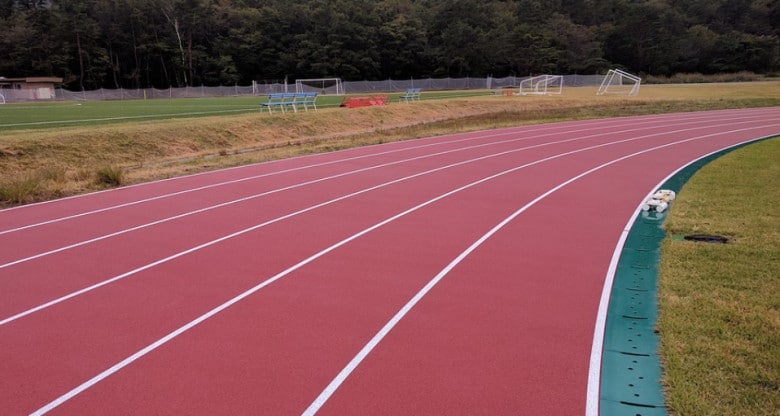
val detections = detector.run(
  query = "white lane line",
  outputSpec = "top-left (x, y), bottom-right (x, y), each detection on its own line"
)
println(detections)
top-left (1, 119), bottom-right (768, 327)
top-left (583, 133), bottom-right (779, 416)
top-left (301, 124), bottom-right (780, 415)
top-left (0, 124), bottom-right (610, 268)
top-left (2, 112), bottom-right (759, 267)
top-left (0, 128), bottom-right (631, 325)
top-left (0, 109), bottom-right (750, 231)
top-left (0, 122), bottom-right (545, 235)
top-left (28, 123), bottom-right (779, 415)
top-left (0, 117), bottom-right (597, 214)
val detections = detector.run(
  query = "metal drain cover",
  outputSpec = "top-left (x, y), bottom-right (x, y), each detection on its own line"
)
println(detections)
top-left (683, 234), bottom-right (729, 244)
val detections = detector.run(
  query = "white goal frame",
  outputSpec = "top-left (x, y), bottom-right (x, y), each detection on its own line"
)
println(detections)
top-left (597, 69), bottom-right (641, 96)
top-left (518, 75), bottom-right (563, 96)
top-left (295, 78), bottom-right (344, 95)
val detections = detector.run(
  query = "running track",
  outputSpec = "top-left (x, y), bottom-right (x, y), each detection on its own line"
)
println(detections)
top-left (1, 107), bottom-right (778, 415)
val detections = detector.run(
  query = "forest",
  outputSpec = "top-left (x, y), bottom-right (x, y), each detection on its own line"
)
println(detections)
top-left (1, 0), bottom-right (778, 90)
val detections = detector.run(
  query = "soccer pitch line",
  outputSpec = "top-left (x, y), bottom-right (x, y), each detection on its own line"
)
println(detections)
top-left (0, 107), bottom-right (260, 129)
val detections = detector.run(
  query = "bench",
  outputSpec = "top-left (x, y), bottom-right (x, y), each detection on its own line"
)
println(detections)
top-left (259, 93), bottom-right (294, 113)
top-left (399, 88), bottom-right (421, 102)
top-left (260, 92), bottom-right (318, 113)
top-left (294, 92), bottom-right (318, 111)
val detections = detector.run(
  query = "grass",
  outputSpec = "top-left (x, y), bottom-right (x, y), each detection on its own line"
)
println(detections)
top-left (95, 165), bottom-right (125, 187)
top-left (0, 83), bottom-right (778, 208)
top-left (0, 90), bottom-right (485, 131)
top-left (658, 138), bottom-right (780, 416)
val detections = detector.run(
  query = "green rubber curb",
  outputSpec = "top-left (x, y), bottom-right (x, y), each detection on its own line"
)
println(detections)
top-left (598, 136), bottom-right (776, 416)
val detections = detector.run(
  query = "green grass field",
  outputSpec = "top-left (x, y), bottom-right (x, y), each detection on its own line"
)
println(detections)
top-left (0, 90), bottom-right (488, 130)
top-left (659, 137), bottom-right (779, 416)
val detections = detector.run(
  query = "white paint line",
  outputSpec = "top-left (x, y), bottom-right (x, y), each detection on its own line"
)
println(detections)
top-left (2, 112), bottom-right (758, 271)
top-left (0, 124), bottom-right (608, 267)
top-left (1, 116), bottom-right (587, 214)
top-left (0, 109), bottom-right (751, 228)
top-left (2, 118), bottom-right (770, 328)
top-left (301, 124), bottom-right (779, 415)
top-left (0, 126), bottom-right (630, 325)
top-left (0, 122), bottom-right (541, 234)
top-left (29, 140), bottom-right (562, 415)
top-left (0, 108), bottom-right (258, 128)
top-left (583, 133), bottom-right (779, 416)
top-left (29, 124), bottom-right (778, 415)
top-left (3, 117), bottom-right (759, 327)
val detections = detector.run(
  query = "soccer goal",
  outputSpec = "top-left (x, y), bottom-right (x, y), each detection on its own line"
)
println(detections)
top-left (295, 78), bottom-right (344, 95)
top-left (597, 69), bottom-right (641, 96)
top-left (518, 75), bottom-right (563, 96)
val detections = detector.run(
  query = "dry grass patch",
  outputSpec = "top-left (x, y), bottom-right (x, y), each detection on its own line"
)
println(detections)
top-left (0, 83), bottom-right (778, 207)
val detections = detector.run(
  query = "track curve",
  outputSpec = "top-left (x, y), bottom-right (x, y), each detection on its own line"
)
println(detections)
top-left (1, 107), bottom-right (777, 415)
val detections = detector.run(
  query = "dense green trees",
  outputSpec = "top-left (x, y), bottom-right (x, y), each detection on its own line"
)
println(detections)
top-left (1, 0), bottom-right (777, 89)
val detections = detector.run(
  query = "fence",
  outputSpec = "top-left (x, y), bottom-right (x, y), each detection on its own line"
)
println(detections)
top-left (2, 75), bottom-right (606, 103)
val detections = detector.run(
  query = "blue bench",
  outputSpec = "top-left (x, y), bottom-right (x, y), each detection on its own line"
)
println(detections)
top-left (294, 92), bottom-right (318, 111)
top-left (260, 92), bottom-right (318, 113)
top-left (260, 93), bottom-right (295, 113)
top-left (399, 88), bottom-right (422, 102)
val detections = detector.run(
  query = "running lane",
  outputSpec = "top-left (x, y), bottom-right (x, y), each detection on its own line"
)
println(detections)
top-left (0, 107), bottom-right (777, 415)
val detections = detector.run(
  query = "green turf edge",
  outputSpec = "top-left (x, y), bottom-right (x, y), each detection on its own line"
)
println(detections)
top-left (598, 134), bottom-right (778, 416)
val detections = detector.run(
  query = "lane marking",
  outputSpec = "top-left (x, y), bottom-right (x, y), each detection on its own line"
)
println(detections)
top-left (1, 118), bottom-right (765, 326)
top-left (0, 120), bottom-right (567, 234)
top-left (301, 124), bottom-right (780, 415)
top-left (0, 127), bottom-right (647, 324)
top-left (1, 109), bottom-right (757, 231)
top-left (1, 112), bottom-right (761, 268)
top-left (28, 123), bottom-right (779, 415)
top-left (583, 133), bottom-right (779, 416)
top-left (0, 123), bottom-right (627, 266)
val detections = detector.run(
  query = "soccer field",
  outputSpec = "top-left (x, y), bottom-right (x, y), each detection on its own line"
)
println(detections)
top-left (0, 91), bottom-right (489, 131)
top-left (0, 96), bottom-right (326, 130)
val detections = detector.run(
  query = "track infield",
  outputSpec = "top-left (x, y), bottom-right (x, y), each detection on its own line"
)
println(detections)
top-left (1, 107), bottom-right (778, 415)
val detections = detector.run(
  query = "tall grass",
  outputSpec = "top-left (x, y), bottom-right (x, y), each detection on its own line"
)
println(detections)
top-left (0, 173), bottom-right (42, 205)
top-left (0, 166), bottom-right (68, 206)
top-left (95, 165), bottom-right (125, 187)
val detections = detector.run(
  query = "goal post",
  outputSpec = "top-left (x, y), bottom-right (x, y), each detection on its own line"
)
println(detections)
top-left (597, 69), bottom-right (641, 96)
top-left (518, 75), bottom-right (563, 96)
top-left (295, 78), bottom-right (344, 95)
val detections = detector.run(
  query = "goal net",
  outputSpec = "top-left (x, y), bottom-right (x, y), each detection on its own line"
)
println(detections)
top-left (597, 69), bottom-right (641, 96)
top-left (295, 78), bottom-right (344, 95)
top-left (518, 75), bottom-right (563, 95)
top-left (0, 92), bottom-right (5, 104)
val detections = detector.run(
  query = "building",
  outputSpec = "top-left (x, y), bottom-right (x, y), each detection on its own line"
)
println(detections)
top-left (0, 76), bottom-right (63, 101)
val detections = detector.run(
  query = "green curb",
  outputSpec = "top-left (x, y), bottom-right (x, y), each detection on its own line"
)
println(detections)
top-left (598, 136), bottom-right (775, 416)
top-left (600, 210), bottom-right (666, 415)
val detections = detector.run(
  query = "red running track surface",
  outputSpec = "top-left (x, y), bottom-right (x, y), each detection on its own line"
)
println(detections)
top-left (1, 108), bottom-right (778, 415)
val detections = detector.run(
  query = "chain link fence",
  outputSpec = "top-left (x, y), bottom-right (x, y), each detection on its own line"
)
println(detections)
top-left (2, 75), bottom-right (606, 103)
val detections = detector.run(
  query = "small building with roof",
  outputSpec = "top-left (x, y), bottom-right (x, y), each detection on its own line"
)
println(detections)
top-left (0, 76), bottom-right (63, 101)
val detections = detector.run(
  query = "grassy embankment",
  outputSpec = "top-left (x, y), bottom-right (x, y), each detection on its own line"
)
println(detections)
top-left (0, 83), bottom-right (778, 206)
top-left (658, 137), bottom-right (779, 416)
